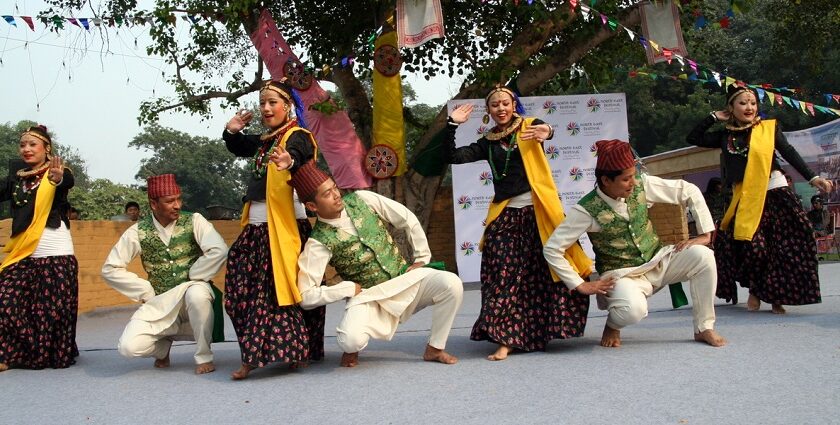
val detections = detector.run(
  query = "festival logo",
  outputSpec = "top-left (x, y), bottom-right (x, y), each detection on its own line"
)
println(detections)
top-left (542, 100), bottom-right (557, 114)
top-left (545, 145), bottom-right (560, 160)
top-left (460, 241), bottom-right (477, 256)
top-left (569, 166), bottom-right (584, 182)
top-left (566, 122), bottom-right (580, 136)
top-left (590, 143), bottom-right (598, 157)
top-left (457, 195), bottom-right (472, 210)
top-left (587, 97), bottom-right (601, 112)
top-left (479, 171), bottom-right (493, 186)
top-left (476, 125), bottom-right (490, 135)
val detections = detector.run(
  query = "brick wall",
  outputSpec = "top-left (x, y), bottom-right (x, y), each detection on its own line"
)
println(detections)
top-left (648, 203), bottom-right (688, 245)
top-left (427, 186), bottom-right (456, 274)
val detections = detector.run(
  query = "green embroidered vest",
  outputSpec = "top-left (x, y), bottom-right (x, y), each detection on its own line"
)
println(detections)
top-left (579, 177), bottom-right (661, 274)
top-left (309, 192), bottom-right (407, 289)
top-left (138, 212), bottom-right (203, 295)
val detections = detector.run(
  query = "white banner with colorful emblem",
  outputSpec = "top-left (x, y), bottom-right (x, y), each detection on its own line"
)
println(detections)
top-left (448, 93), bottom-right (629, 283)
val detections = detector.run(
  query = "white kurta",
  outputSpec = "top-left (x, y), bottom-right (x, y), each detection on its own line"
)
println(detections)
top-left (297, 191), bottom-right (463, 351)
top-left (543, 175), bottom-right (718, 332)
top-left (101, 213), bottom-right (228, 362)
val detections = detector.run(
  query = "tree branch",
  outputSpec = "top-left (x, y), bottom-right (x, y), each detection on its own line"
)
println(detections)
top-left (151, 59), bottom-right (263, 115)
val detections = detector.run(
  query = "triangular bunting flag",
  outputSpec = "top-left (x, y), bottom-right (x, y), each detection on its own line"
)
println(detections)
top-left (600, 14), bottom-right (607, 26)
top-left (687, 59), bottom-right (697, 74)
top-left (20, 16), bottom-right (34, 30)
top-left (807, 103), bottom-right (816, 116)
top-left (607, 18), bottom-right (617, 31)
top-left (639, 37), bottom-right (648, 49)
top-left (756, 88), bottom-right (766, 103)
top-left (711, 71), bottom-right (721, 86)
top-left (678, 73), bottom-right (687, 80)
top-left (833, 94), bottom-right (840, 104)
top-left (3, 15), bottom-right (16, 27)
top-left (724, 76), bottom-right (735, 88)
top-left (570, 0), bottom-right (578, 10)
top-left (675, 55), bottom-right (684, 68)
top-left (662, 48), bottom-right (672, 64)
top-left (798, 100), bottom-right (807, 114)
top-left (649, 40), bottom-right (660, 53)
top-left (581, 5), bottom-right (592, 21)
top-left (624, 27), bottom-right (634, 40)
top-left (830, 108), bottom-right (840, 116)
top-left (694, 16), bottom-right (707, 29)
top-left (52, 15), bottom-right (64, 29)
top-left (67, 17), bottom-right (80, 28)
top-left (791, 98), bottom-right (800, 110)
top-left (79, 18), bottom-right (89, 30)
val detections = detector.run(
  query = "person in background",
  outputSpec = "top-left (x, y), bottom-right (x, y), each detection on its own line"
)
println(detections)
top-left (807, 195), bottom-right (833, 237)
top-left (124, 201), bottom-right (141, 222)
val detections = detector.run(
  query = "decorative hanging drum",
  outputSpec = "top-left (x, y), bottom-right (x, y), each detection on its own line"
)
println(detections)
top-left (373, 44), bottom-right (402, 77)
top-left (364, 144), bottom-right (399, 179)
top-left (283, 57), bottom-right (313, 91)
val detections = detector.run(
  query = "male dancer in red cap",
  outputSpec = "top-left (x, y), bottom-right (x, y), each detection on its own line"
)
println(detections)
top-left (102, 174), bottom-right (228, 374)
top-left (289, 162), bottom-right (463, 367)
top-left (543, 140), bottom-right (726, 348)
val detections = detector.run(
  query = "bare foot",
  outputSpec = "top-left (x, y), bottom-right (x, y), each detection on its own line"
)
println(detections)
top-left (771, 304), bottom-right (787, 314)
top-left (154, 354), bottom-right (170, 369)
top-left (195, 361), bottom-right (215, 375)
top-left (423, 345), bottom-right (458, 364)
top-left (231, 363), bottom-right (255, 380)
top-left (747, 294), bottom-right (761, 311)
top-left (340, 352), bottom-right (359, 368)
top-left (0, 363), bottom-right (8, 372)
top-left (694, 329), bottom-right (726, 347)
top-left (600, 325), bottom-right (621, 347)
top-left (486, 344), bottom-right (513, 361)
top-left (288, 361), bottom-right (309, 370)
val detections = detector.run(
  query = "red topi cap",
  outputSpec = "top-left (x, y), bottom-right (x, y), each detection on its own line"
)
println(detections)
top-left (595, 139), bottom-right (636, 171)
top-left (147, 174), bottom-right (181, 199)
top-left (288, 161), bottom-right (331, 202)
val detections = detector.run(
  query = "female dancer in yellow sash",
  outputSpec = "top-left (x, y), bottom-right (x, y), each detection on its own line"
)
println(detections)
top-left (222, 80), bottom-right (325, 379)
top-left (444, 86), bottom-right (592, 360)
top-left (0, 125), bottom-right (77, 372)
top-left (687, 84), bottom-right (833, 313)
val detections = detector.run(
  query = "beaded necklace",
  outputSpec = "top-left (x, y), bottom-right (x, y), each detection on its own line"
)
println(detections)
top-left (726, 133), bottom-right (749, 157)
top-left (487, 133), bottom-right (519, 181)
top-left (12, 167), bottom-right (47, 207)
top-left (251, 119), bottom-right (298, 179)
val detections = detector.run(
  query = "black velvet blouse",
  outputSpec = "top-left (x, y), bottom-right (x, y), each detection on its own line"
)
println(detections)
top-left (0, 167), bottom-right (74, 237)
top-left (223, 128), bottom-right (315, 203)
top-left (686, 114), bottom-right (815, 187)
top-left (442, 118), bottom-right (550, 203)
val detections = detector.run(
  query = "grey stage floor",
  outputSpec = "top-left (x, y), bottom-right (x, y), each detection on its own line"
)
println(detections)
top-left (1, 264), bottom-right (839, 424)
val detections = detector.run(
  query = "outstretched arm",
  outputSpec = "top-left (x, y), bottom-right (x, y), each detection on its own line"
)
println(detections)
top-left (189, 214), bottom-right (229, 282)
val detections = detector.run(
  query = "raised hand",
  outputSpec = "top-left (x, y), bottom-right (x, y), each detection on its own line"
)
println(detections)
top-left (48, 156), bottom-right (64, 184)
top-left (449, 104), bottom-right (474, 124)
top-left (269, 145), bottom-right (293, 170)
top-left (714, 110), bottom-right (730, 121)
top-left (226, 109), bottom-right (254, 133)
top-left (519, 123), bottom-right (551, 142)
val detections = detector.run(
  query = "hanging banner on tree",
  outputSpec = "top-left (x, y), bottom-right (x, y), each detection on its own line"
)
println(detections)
top-left (371, 31), bottom-right (406, 177)
top-left (251, 10), bottom-right (371, 189)
top-left (396, 0), bottom-right (445, 48)
top-left (449, 93), bottom-right (629, 283)
top-left (640, 0), bottom-right (688, 65)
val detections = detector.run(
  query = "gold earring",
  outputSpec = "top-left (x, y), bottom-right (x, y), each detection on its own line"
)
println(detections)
top-left (482, 114), bottom-right (490, 125)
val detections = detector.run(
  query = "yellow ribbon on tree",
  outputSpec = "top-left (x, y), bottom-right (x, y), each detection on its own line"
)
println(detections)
top-left (0, 170), bottom-right (57, 273)
top-left (482, 118), bottom-right (593, 281)
top-left (239, 128), bottom-right (318, 306)
top-left (371, 31), bottom-right (406, 176)
top-left (720, 119), bottom-right (776, 241)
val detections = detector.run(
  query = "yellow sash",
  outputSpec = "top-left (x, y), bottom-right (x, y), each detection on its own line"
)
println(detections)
top-left (238, 128), bottom-right (318, 306)
top-left (720, 119), bottom-right (776, 241)
top-left (0, 170), bottom-right (57, 273)
top-left (483, 118), bottom-right (593, 280)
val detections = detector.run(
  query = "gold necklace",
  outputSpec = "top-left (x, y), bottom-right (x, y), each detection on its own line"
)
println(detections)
top-left (259, 119), bottom-right (297, 141)
top-left (725, 117), bottom-right (761, 132)
top-left (16, 162), bottom-right (49, 178)
top-left (485, 115), bottom-right (523, 141)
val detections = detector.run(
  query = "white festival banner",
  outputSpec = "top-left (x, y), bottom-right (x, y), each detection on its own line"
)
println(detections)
top-left (448, 93), bottom-right (629, 283)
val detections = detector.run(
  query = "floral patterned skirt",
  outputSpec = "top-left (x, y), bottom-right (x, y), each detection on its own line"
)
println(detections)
top-left (471, 206), bottom-right (589, 351)
top-left (714, 187), bottom-right (821, 305)
top-left (0, 255), bottom-right (79, 369)
top-left (224, 220), bottom-right (325, 367)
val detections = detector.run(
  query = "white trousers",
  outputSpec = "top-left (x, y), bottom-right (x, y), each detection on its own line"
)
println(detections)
top-left (604, 245), bottom-right (717, 333)
top-left (336, 270), bottom-right (463, 353)
top-left (118, 285), bottom-right (215, 364)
